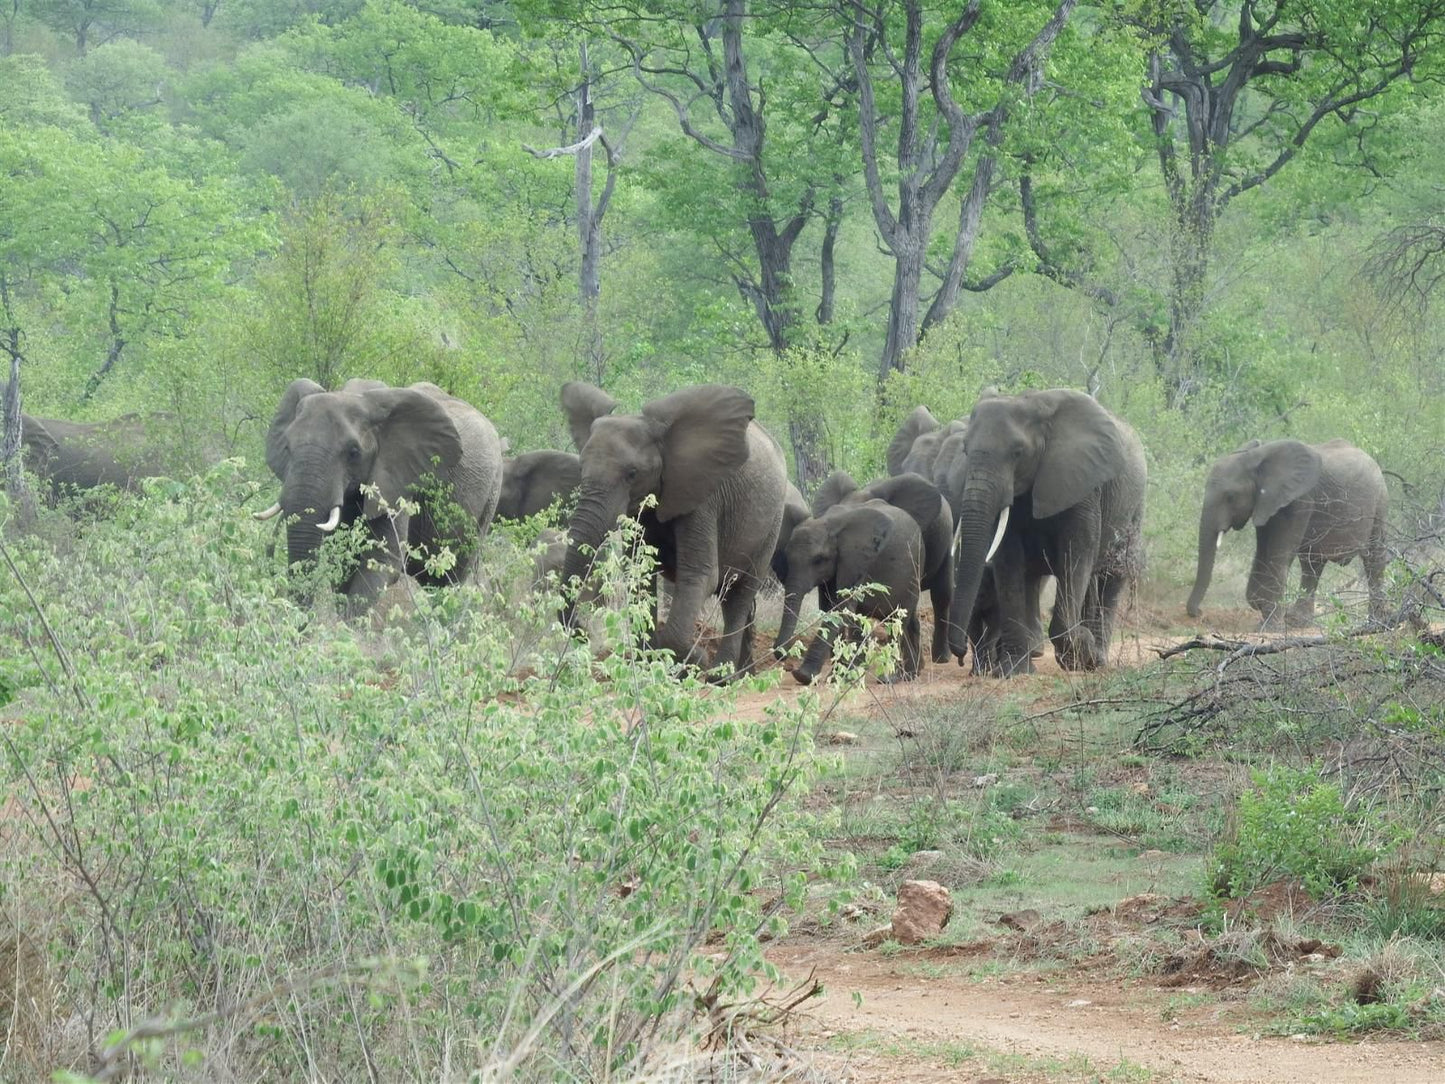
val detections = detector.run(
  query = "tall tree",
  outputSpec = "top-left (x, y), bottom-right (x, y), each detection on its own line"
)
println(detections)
top-left (849, 0), bottom-right (1077, 381)
top-left (1127, 0), bottom-right (1445, 403)
top-left (539, 0), bottom-right (851, 486)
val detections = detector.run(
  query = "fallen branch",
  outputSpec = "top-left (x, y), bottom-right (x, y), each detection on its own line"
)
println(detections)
top-left (1156, 624), bottom-right (1394, 670)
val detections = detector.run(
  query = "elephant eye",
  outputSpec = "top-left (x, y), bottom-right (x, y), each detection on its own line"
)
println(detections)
top-left (625, 467), bottom-right (638, 482)
top-left (347, 443), bottom-right (361, 460)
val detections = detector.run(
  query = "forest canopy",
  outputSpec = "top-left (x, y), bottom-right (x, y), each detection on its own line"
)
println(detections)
top-left (0, 0), bottom-right (1442, 530)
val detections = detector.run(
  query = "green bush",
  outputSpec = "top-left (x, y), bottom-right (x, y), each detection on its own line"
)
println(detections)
top-left (1208, 765), bottom-right (1399, 900)
top-left (0, 464), bottom-right (844, 1081)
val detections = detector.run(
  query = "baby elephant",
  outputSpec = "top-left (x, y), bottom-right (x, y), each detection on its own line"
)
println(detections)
top-left (775, 499), bottom-right (925, 685)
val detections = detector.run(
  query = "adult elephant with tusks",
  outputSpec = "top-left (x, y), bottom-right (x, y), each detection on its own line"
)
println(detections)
top-left (559, 381), bottom-right (787, 681)
top-left (257, 378), bottom-right (502, 605)
top-left (945, 389), bottom-right (1146, 675)
top-left (1186, 438), bottom-right (1389, 628)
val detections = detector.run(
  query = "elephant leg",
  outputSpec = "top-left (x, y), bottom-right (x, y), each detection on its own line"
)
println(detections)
top-left (890, 607), bottom-right (922, 681)
top-left (1047, 506), bottom-right (1103, 670)
top-left (1249, 506), bottom-right (1309, 629)
top-left (792, 615), bottom-right (840, 686)
top-left (1025, 574), bottom-right (1045, 658)
top-left (347, 513), bottom-right (409, 607)
top-left (928, 572), bottom-right (953, 665)
top-left (654, 570), bottom-right (712, 669)
top-left (711, 574), bottom-right (758, 680)
top-left (985, 537), bottom-right (1035, 676)
top-left (1364, 512), bottom-right (1391, 625)
top-left (1287, 552), bottom-right (1325, 627)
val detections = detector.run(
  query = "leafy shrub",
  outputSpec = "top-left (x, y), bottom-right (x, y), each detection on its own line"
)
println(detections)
top-left (0, 463), bottom-right (844, 1080)
top-left (1208, 765), bottom-right (1399, 900)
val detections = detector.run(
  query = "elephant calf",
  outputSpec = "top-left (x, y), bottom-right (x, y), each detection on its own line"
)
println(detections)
top-left (496, 449), bottom-right (581, 521)
top-left (775, 490), bottom-right (934, 685)
top-left (1187, 438), bottom-right (1389, 628)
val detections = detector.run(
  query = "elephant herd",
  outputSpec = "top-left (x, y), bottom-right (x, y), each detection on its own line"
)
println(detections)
top-left (10, 377), bottom-right (1393, 683)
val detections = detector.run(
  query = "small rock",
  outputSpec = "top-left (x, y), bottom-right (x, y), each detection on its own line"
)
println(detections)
top-left (1084, 805), bottom-right (1100, 815)
top-left (909, 849), bottom-right (945, 863)
top-left (1066, 999), bottom-right (1092, 1008)
top-left (997, 908), bottom-right (1042, 931)
top-left (861, 925), bottom-right (892, 949)
top-left (1290, 1033), bottom-right (1310, 1042)
top-left (1137, 849), bottom-right (1168, 862)
top-left (971, 773), bottom-right (999, 788)
top-left (890, 880), bottom-right (952, 945)
top-left (827, 730), bottom-right (860, 745)
top-left (1129, 781), bottom-right (1151, 796)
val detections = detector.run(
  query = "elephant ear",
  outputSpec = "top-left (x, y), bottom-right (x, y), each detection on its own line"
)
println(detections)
top-left (887, 405), bottom-right (938, 476)
top-left (360, 388), bottom-right (464, 518)
top-left (1032, 391), bottom-right (1131, 521)
top-left (560, 381), bottom-right (618, 452)
top-left (1251, 440), bottom-right (1321, 526)
top-left (812, 469), bottom-right (860, 516)
top-left (266, 378), bottom-right (326, 479)
top-left (642, 384), bottom-right (755, 522)
top-left (865, 472), bottom-right (944, 533)
top-left (932, 429), bottom-right (968, 497)
top-left (835, 503), bottom-right (895, 589)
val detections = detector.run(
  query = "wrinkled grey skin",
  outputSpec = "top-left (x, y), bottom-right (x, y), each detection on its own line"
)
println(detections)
top-left (887, 405), bottom-right (969, 481)
top-left (497, 449), bottom-right (581, 521)
top-left (532, 526), bottom-right (570, 586)
top-left (889, 407), bottom-right (1047, 664)
top-left (13, 409), bottom-right (172, 501)
top-left (776, 470), bottom-right (953, 665)
top-left (945, 389), bottom-right (1146, 675)
top-left (559, 382), bottom-right (787, 680)
top-left (1186, 438), bottom-right (1389, 628)
top-left (770, 482), bottom-right (809, 584)
top-left (265, 378), bottom-right (502, 604)
top-left (776, 499), bottom-right (924, 685)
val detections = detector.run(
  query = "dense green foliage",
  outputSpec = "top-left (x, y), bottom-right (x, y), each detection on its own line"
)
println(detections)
top-left (0, 474), bottom-right (845, 1079)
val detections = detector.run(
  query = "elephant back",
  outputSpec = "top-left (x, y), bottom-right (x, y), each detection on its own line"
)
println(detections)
top-left (421, 387), bottom-right (504, 533)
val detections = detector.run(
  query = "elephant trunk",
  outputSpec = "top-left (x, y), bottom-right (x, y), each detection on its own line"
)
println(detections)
top-left (560, 485), bottom-right (624, 627)
top-left (280, 456), bottom-right (345, 573)
top-left (1186, 505), bottom-right (1224, 618)
top-left (774, 578), bottom-right (810, 656)
top-left (947, 484), bottom-right (1008, 659)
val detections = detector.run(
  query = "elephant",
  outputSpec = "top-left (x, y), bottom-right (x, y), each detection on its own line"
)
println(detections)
top-left (496, 449), bottom-right (581, 521)
top-left (258, 378), bottom-right (503, 604)
top-left (776, 469), bottom-right (954, 665)
top-left (887, 405), bottom-right (969, 481)
top-left (773, 498), bottom-right (926, 685)
top-left (1186, 438), bottom-right (1389, 628)
top-left (945, 389), bottom-right (1146, 675)
top-left (12, 410), bottom-right (173, 501)
top-left (532, 526), bottom-right (570, 586)
top-left (770, 483), bottom-right (810, 584)
top-left (559, 381), bottom-right (787, 680)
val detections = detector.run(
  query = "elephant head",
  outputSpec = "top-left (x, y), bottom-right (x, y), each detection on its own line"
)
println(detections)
top-left (262, 378), bottom-right (464, 587)
top-left (946, 389), bottom-right (1133, 658)
top-left (1186, 439), bottom-right (1322, 617)
top-left (558, 381), bottom-right (755, 620)
top-left (887, 406), bottom-right (968, 479)
top-left (497, 449), bottom-right (582, 521)
top-left (775, 500), bottom-right (898, 655)
top-left (771, 482), bottom-right (810, 583)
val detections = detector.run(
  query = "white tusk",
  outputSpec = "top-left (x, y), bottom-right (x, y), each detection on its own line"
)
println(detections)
top-left (985, 506), bottom-right (1010, 562)
top-left (251, 502), bottom-right (282, 521)
top-left (316, 506), bottom-right (341, 532)
top-left (1216, 530), bottom-right (1225, 551)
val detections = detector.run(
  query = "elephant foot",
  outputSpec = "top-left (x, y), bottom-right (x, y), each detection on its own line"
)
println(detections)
top-left (791, 667), bottom-right (817, 686)
top-left (977, 648), bottom-right (1033, 677)
top-left (1030, 645), bottom-right (1045, 659)
top-left (1054, 631), bottom-right (1102, 671)
top-left (1284, 600), bottom-right (1317, 628)
top-left (879, 667), bottom-right (918, 685)
top-left (932, 648), bottom-right (951, 665)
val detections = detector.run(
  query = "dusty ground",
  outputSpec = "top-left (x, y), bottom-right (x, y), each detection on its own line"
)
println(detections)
top-left (711, 604), bottom-right (1445, 1083)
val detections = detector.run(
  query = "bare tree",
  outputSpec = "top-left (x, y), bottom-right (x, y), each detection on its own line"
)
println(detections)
top-left (1129, 0), bottom-right (1445, 404)
top-left (849, 0), bottom-right (1076, 382)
